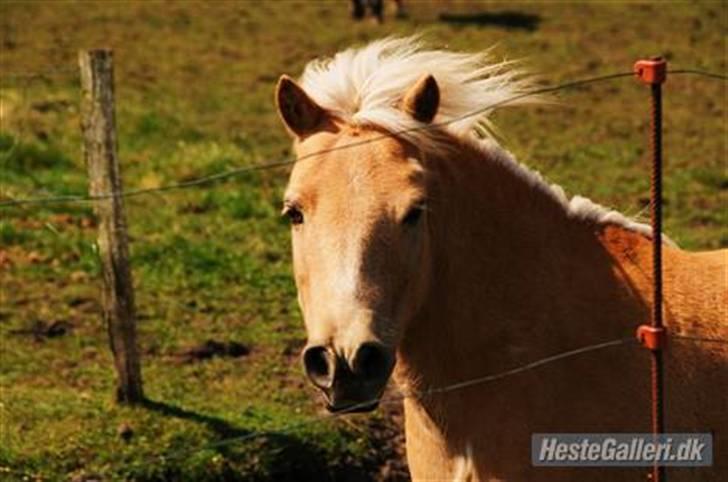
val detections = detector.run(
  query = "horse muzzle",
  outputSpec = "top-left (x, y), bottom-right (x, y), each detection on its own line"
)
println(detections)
top-left (302, 342), bottom-right (395, 413)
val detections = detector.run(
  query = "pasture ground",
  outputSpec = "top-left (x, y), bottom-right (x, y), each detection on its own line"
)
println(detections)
top-left (1, 1), bottom-right (725, 481)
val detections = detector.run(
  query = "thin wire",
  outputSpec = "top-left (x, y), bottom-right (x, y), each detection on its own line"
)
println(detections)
top-left (0, 159), bottom-right (295, 207)
top-left (10, 333), bottom-right (726, 481)
top-left (1, 67), bottom-right (723, 82)
top-left (428, 337), bottom-right (635, 394)
top-left (155, 336), bottom-right (634, 463)
top-left (0, 71), bottom-right (638, 208)
top-left (154, 333), bottom-right (728, 464)
top-left (669, 69), bottom-right (728, 81)
top-left (1, 68), bottom-right (725, 209)
top-left (672, 335), bottom-right (728, 344)
top-left (0, 67), bottom-right (79, 80)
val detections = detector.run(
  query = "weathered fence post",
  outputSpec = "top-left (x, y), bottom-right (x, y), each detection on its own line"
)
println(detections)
top-left (79, 49), bottom-right (144, 404)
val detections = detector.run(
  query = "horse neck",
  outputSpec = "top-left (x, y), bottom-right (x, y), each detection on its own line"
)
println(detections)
top-left (395, 138), bottom-right (649, 400)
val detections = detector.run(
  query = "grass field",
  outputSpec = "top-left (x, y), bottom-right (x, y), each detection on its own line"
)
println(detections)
top-left (1, 1), bottom-right (725, 481)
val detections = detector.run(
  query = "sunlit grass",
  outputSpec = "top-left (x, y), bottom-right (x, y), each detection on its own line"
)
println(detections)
top-left (1, 1), bottom-right (725, 480)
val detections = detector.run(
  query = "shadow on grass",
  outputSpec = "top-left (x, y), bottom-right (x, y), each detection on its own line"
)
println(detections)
top-left (141, 398), bottom-right (366, 481)
top-left (142, 398), bottom-right (249, 439)
top-left (439, 10), bottom-right (541, 31)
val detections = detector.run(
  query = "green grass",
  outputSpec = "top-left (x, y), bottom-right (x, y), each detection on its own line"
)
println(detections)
top-left (1, 1), bottom-right (725, 481)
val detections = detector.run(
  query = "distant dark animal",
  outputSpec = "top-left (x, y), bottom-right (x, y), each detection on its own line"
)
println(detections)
top-left (351, 0), bottom-right (405, 23)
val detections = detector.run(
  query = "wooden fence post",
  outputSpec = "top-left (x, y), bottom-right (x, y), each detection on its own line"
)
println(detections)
top-left (79, 49), bottom-right (144, 404)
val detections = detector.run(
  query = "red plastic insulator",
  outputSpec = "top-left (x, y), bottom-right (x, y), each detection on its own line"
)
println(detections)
top-left (634, 58), bottom-right (667, 85)
top-left (636, 325), bottom-right (667, 351)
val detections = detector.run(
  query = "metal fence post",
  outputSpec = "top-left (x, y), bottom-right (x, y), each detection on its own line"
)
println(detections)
top-left (634, 56), bottom-right (668, 482)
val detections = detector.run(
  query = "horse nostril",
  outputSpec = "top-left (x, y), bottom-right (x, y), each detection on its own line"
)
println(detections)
top-left (352, 342), bottom-right (393, 381)
top-left (303, 345), bottom-right (334, 388)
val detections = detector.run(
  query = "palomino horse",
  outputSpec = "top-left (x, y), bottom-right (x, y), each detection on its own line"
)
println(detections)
top-left (274, 38), bottom-right (727, 481)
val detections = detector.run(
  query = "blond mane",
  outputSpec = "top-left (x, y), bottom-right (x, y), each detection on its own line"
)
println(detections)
top-left (300, 36), bottom-right (535, 150)
top-left (299, 36), bottom-right (672, 244)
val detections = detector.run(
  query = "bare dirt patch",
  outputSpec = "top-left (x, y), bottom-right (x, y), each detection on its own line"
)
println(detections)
top-left (10, 319), bottom-right (73, 341)
top-left (173, 339), bottom-right (251, 364)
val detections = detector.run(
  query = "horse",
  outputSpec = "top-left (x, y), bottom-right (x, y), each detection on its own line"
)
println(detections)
top-left (273, 37), bottom-right (728, 481)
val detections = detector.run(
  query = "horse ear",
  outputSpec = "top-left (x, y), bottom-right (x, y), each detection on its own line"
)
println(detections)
top-left (401, 74), bottom-right (439, 123)
top-left (275, 75), bottom-right (327, 137)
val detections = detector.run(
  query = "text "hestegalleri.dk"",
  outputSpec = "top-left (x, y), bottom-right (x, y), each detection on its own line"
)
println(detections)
top-left (531, 433), bottom-right (712, 467)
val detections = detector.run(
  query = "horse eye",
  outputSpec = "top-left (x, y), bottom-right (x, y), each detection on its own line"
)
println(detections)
top-left (402, 206), bottom-right (424, 226)
top-left (284, 206), bottom-right (304, 225)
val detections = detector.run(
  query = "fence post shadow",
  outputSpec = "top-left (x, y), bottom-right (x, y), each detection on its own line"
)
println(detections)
top-left (140, 398), bottom-right (334, 478)
top-left (141, 398), bottom-right (250, 439)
